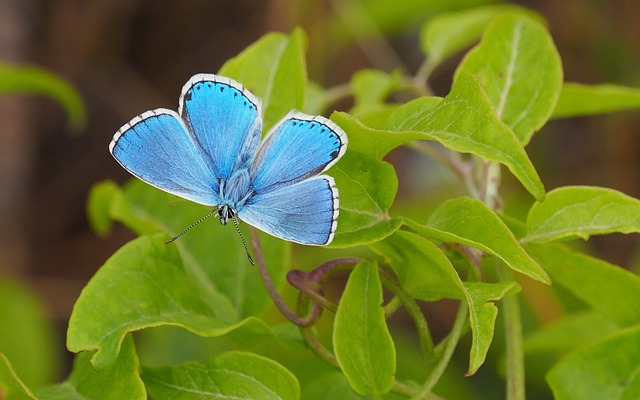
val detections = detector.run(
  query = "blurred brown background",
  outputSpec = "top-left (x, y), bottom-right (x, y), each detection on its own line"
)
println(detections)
top-left (0, 0), bottom-right (639, 363)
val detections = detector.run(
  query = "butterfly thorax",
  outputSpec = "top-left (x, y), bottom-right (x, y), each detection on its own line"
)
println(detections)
top-left (217, 164), bottom-right (253, 225)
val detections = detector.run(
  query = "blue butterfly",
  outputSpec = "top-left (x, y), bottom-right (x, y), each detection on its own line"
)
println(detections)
top-left (109, 73), bottom-right (347, 250)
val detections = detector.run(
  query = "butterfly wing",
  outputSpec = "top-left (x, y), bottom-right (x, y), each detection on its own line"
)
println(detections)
top-left (250, 111), bottom-right (347, 194)
top-left (110, 109), bottom-right (219, 206)
top-left (239, 176), bottom-right (339, 245)
top-left (179, 74), bottom-right (262, 180)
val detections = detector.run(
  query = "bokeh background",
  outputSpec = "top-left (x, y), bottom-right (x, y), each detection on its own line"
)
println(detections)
top-left (1, 0), bottom-right (639, 390)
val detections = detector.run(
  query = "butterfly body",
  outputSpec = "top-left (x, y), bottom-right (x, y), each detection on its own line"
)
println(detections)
top-left (110, 74), bottom-right (347, 245)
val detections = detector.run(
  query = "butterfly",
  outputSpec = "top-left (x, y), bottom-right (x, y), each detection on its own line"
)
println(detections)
top-left (109, 73), bottom-right (348, 256)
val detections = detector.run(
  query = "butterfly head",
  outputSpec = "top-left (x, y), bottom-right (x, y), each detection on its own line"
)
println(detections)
top-left (217, 205), bottom-right (235, 225)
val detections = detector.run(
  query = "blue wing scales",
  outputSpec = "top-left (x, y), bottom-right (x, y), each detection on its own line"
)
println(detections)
top-left (179, 74), bottom-right (262, 180)
top-left (239, 176), bottom-right (339, 245)
top-left (250, 111), bottom-right (347, 194)
top-left (109, 109), bottom-right (219, 206)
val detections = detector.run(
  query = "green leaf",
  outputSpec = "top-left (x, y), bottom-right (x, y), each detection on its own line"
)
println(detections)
top-left (547, 326), bottom-right (640, 400)
top-left (553, 82), bottom-right (640, 118)
top-left (35, 336), bottom-right (145, 399)
top-left (303, 372), bottom-right (374, 400)
top-left (219, 29), bottom-right (307, 132)
top-left (0, 278), bottom-right (58, 387)
top-left (391, 72), bottom-right (545, 200)
top-left (0, 353), bottom-right (37, 400)
top-left (350, 69), bottom-right (404, 110)
top-left (67, 234), bottom-right (270, 370)
top-left (142, 351), bottom-right (300, 400)
top-left (332, 111), bottom-right (426, 160)
top-left (111, 179), bottom-right (290, 318)
top-left (86, 181), bottom-right (120, 236)
top-left (0, 63), bottom-right (86, 129)
top-left (420, 5), bottom-right (539, 68)
top-left (370, 231), bottom-right (517, 375)
top-left (333, 261), bottom-right (395, 395)
top-left (455, 14), bottom-right (562, 144)
top-left (527, 243), bottom-right (640, 327)
top-left (523, 311), bottom-right (618, 355)
top-left (370, 231), bottom-right (466, 301)
top-left (525, 186), bottom-right (640, 243)
top-left (331, 0), bottom-right (497, 42)
top-left (464, 281), bottom-right (520, 375)
top-left (405, 197), bottom-right (550, 284)
top-left (329, 150), bottom-right (402, 247)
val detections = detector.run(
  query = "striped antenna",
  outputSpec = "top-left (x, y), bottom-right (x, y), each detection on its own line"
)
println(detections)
top-left (232, 214), bottom-right (255, 266)
top-left (165, 208), bottom-right (217, 244)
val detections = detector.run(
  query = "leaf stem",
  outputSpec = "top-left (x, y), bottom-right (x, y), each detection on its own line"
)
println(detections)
top-left (412, 301), bottom-right (469, 400)
top-left (249, 227), bottom-right (316, 326)
top-left (497, 265), bottom-right (525, 400)
top-left (379, 268), bottom-right (435, 359)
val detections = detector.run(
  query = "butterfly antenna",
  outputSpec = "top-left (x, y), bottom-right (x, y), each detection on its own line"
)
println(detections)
top-left (232, 214), bottom-right (255, 266)
top-left (165, 208), bottom-right (217, 244)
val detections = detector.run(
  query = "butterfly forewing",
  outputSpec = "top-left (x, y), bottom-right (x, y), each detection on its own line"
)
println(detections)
top-left (179, 74), bottom-right (262, 181)
top-left (110, 109), bottom-right (219, 206)
top-left (250, 111), bottom-right (347, 194)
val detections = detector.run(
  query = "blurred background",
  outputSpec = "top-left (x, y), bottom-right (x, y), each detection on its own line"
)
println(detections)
top-left (0, 0), bottom-right (639, 391)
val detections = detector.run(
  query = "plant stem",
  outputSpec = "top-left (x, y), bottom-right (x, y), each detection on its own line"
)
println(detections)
top-left (249, 227), bottom-right (311, 326)
top-left (412, 301), bottom-right (468, 400)
top-left (379, 268), bottom-right (434, 359)
top-left (497, 265), bottom-right (525, 400)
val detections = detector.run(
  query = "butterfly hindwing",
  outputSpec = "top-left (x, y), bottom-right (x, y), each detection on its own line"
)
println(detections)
top-left (110, 109), bottom-right (219, 206)
top-left (239, 176), bottom-right (339, 245)
top-left (179, 74), bottom-right (262, 180)
top-left (250, 111), bottom-right (347, 194)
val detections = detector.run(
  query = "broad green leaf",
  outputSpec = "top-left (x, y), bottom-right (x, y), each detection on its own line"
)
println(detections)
top-left (455, 14), bottom-right (562, 144)
top-left (332, 111), bottom-right (426, 160)
top-left (303, 372), bottom-right (374, 400)
top-left (219, 29), bottom-right (307, 132)
top-left (0, 63), bottom-right (86, 129)
top-left (370, 231), bottom-right (465, 301)
top-left (67, 234), bottom-right (270, 369)
top-left (405, 197), bottom-right (550, 283)
top-left (391, 72), bottom-right (545, 200)
top-left (0, 278), bottom-right (58, 387)
top-left (553, 82), bottom-right (640, 118)
top-left (523, 311), bottom-right (618, 355)
top-left (35, 336), bottom-right (145, 400)
top-left (0, 354), bottom-right (37, 400)
top-left (351, 104), bottom-right (401, 131)
top-left (112, 179), bottom-right (290, 318)
top-left (421, 5), bottom-right (538, 67)
top-left (526, 186), bottom-right (640, 243)
top-left (142, 351), bottom-right (299, 400)
top-left (329, 150), bottom-right (402, 247)
top-left (547, 326), bottom-right (640, 400)
top-left (333, 261), bottom-right (395, 395)
top-left (527, 243), bottom-right (640, 327)
top-left (331, 0), bottom-right (497, 44)
top-left (350, 69), bottom-right (404, 111)
top-left (86, 180), bottom-right (120, 236)
top-left (370, 231), bottom-right (517, 375)
top-left (464, 281), bottom-right (519, 375)
top-left (303, 80), bottom-right (328, 115)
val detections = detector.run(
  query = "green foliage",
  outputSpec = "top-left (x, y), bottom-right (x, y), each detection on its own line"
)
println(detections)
top-left (142, 351), bottom-right (300, 400)
top-left (333, 261), bottom-right (395, 395)
top-left (6, 4), bottom-right (640, 399)
top-left (0, 63), bottom-right (86, 128)
top-left (525, 186), bottom-right (640, 243)
top-left (0, 278), bottom-right (58, 386)
top-left (35, 337), bottom-right (145, 399)
top-left (547, 327), bottom-right (640, 400)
